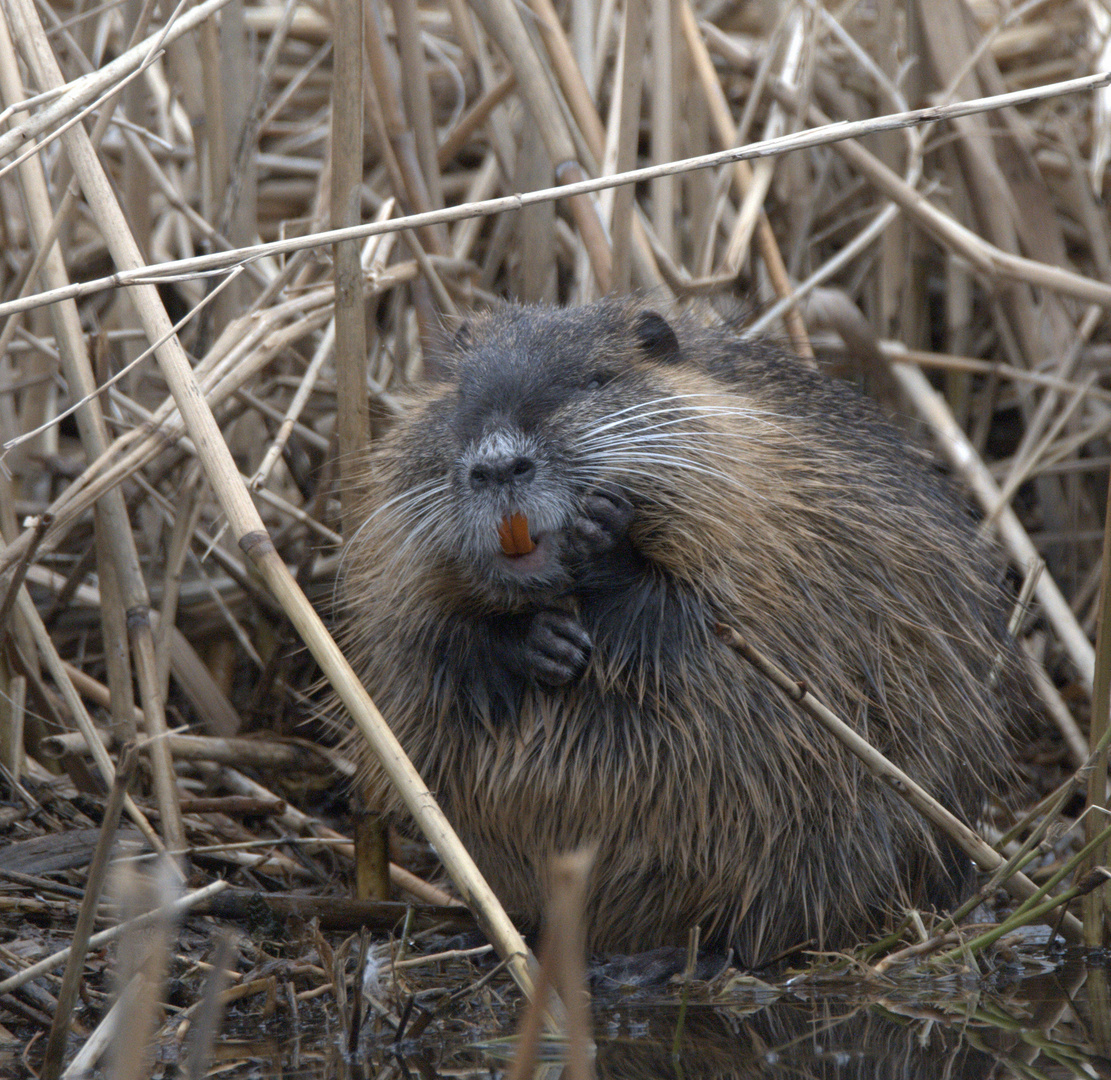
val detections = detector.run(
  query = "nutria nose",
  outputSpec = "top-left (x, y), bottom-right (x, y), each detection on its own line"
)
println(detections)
top-left (469, 454), bottom-right (536, 490)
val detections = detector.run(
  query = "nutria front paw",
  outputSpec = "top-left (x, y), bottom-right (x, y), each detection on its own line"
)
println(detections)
top-left (525, 609), bottom-right (592, 687)
top-left (569, 489), bottom-right (634, 561)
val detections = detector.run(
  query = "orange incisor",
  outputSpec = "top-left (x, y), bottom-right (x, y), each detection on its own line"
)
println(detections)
top-left (498, 513), bottom-right (535, 556)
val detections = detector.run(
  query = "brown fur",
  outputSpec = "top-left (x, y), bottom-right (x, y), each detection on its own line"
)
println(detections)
top-left (336, 300), bottom-right (1030, 966)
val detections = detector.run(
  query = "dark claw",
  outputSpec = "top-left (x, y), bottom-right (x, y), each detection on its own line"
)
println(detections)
top-left (525, 609), bottom-right (592, 687)
top-left (570, 489), bottom-right (634, 560)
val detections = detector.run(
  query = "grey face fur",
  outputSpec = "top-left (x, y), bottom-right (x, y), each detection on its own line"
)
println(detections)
top-left (385, 304), bottom-right (683, 607)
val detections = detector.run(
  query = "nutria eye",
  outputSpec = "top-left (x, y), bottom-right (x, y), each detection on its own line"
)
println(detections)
top-left (584, 370), bottom-right (614, 391)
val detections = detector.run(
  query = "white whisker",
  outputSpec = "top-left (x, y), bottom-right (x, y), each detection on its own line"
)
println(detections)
top-left (336, 477), bottom-right (451, 601)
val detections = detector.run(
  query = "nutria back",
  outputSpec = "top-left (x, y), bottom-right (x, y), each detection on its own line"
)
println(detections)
top-left (337, 299), bottom-right (1029, 966)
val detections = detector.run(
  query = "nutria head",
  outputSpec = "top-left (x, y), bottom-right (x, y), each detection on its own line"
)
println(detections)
top-left (351, 301), bottom-right (784, 616)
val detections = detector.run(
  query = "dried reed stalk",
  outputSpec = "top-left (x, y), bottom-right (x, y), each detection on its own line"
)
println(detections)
top-left (331, 0), bottom-right (369, 530)
top-left (891, 362), bottom-right (1095, 687)
top-left (3, 69), bottom-right (1106, 324)
top-left (4, 0), bottom-right (534, 997)
top-left (0, 7), bottom-right (184, 850)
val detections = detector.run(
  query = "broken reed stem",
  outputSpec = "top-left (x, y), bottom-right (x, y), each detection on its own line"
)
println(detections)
top-left (180, 933), bottom-right (234, 1080)
top-left (548, 850), bottom-right (595, 1080)
top-left (505, 850), bottom-right (595, 1080)
top-left (219, 767), bottom-right (459, 907)
top-left (714, 622), bottom-right (1084, 942)
top-left (5, 0), bottom-right (535, 997)
top-left (109, 860), bottom-right (181, 1080)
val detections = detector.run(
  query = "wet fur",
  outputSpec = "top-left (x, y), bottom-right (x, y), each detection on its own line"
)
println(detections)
top-left (336, 300), bottom-right (1029, 966)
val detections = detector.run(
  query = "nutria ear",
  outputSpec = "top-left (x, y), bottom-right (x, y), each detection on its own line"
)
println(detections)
top-left (633, 311), bottom-right (681, 362)
top-left (421, 320), bottom-right (471, 380)
top-left (453, 320), bottom-right (474, 350)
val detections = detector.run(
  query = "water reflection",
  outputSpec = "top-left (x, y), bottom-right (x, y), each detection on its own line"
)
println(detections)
top-left (200, 948), bottom-right (1111, 1079)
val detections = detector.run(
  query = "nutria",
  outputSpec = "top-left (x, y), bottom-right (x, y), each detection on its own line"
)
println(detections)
top-left (336, 299), bottom-right (1030, 967)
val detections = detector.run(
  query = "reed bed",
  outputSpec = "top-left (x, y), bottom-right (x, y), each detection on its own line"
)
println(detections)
top-left (0, 0), bottom-right (1110, 1072)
